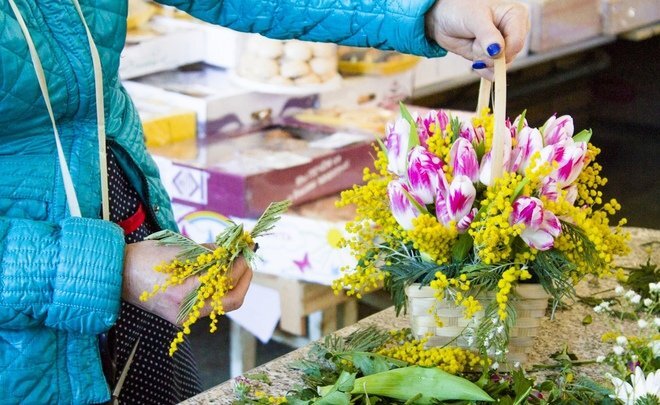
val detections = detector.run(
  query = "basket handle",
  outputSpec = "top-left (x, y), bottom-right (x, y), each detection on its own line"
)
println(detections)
top-left (475, 58), bottom-right (507, 184)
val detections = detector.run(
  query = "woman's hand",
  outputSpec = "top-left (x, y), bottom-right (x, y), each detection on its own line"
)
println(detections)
top-left (425, 0), bottom-right (529, 79)
top-left (122, 240), bottom-right (253, 325)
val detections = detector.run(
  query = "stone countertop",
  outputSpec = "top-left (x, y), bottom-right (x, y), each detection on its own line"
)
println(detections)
top-left (181, 227), bottom-right (659, 404)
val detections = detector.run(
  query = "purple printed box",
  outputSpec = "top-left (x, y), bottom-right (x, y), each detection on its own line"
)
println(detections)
top-left (152, 121), bottom-right (377, 218)
top-left (123, 64), bottom-right (318, 138)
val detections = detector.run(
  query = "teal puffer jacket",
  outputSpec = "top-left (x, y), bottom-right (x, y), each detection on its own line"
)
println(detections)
top-left (0, 1), bottom-right (444, 403)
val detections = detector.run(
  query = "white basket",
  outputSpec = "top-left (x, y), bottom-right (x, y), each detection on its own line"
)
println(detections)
top-left (405, 283), bottom-right (549, 365)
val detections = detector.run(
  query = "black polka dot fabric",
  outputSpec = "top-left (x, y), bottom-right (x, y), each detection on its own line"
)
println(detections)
top-left (102, 148), bottom-right (202, 404)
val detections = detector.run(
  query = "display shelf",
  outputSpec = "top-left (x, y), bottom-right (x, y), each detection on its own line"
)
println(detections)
top-left (412, 35), bottom-right (616, 99)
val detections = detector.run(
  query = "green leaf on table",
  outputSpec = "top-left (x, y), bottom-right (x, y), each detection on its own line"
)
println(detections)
top-left (320, 366), bottom-right (494, 403)
top-left (511, 370), bottom-right (533, 405)
top-left (338, 352), bottom-right (406, 376)
top-left (315, 371), bottom-right (356, 405)
top-left (244, 372), bottom-right (271, 385)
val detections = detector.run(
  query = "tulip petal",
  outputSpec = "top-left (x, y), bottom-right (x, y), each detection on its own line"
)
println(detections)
top-left (457, 207), bottom-right (478, 233)
top-left (521, 228), bottom-right (556, 250)
top-left (447, 175), bottom-right (476, 222)
top-left (541, 210), bottom-right (562, 237)
top-left (385, 118), bottom-right (411, 176)
top-left (542, 114), bottom-right (574, 145)
top-left (516, 127), bottom-right (543, 172)
top-left (388, 180), bottom-right (422, 230)
top-left (511, 197), bottom-right (544, 228)
top-left (450, 138), bottom-right (480, 182)
top-left (478, 151), bottom-right (493, 186)
top-left (407, 146), bottom-right (443, 204)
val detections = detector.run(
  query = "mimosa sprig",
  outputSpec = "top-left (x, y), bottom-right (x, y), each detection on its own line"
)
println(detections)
top-left (142, 200), bottom-right (291, 355)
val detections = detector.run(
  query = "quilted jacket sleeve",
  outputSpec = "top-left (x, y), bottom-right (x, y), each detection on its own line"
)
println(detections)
top-left (155, 0), bottom-right (447, 57)
top-left (0, 216), bottom-right (125, 334)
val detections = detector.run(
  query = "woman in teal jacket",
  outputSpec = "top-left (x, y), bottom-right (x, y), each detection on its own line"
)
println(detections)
top-left (0, 0), bottom-right (528, 403)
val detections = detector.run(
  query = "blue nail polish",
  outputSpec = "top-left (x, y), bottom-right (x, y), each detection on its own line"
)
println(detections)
top-left (472, 61), bottom-right (487, 70)
top-left (487, 43), bottom-right (501, 57)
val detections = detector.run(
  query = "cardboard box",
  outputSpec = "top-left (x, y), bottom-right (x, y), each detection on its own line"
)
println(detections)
top-left (319, 70), bottom-right (414, 110)
top-left (123, 65), bottom-right (319, 138)
top-left (601, 0), bottom-right (660, 34)
top-left (120, 16), bottom-right (206, 79)
top-left (412, 53), bottom-right (473, 90)
top-left (521, 0), bottom-right (602, 52)
top-left (129, 93), bottom-right (197, 149)
top-left (152, 122), bottom-right (377, 218)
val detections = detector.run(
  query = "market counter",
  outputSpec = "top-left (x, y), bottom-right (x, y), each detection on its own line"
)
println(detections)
top-left (181, 227), bottom-right (660, 404)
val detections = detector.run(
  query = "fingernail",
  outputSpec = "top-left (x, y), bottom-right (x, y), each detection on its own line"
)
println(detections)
top-left (472, 61), bottom-right (487, 70)
top-left (487, 43), bottom-right (501, 57)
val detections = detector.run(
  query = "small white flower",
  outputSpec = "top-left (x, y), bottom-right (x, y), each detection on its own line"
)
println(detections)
top-left (625, 290), bottom-right (636, 299)
top-left (496, 325), bottom-right (505, 334)
top-left (594, 305), bottom-right (604, 314)
top-left (613, 345), bottom-right (625, 356)
top-left (655, 317), bottom-right (660, 327)
top-left (615, 285), bottom-right (625, 295)
top-left (610, 367), bottom-right (660, 404)
top-left (638, 319), bottom-right (648, 329)
top-left (644, 298), bottom-right (653, 307)
top-left (649, 340), bottom-right (660, 358)
top-left (514, 361), bottom-right (521, 369)
top-left (596, 355), bottom-right (606, 363)
top-left (649, 282), bottom-right (660, 293)
top-left (630, 294), bottom-right (642, 304)
top-left (491, 362), bottom-right (499, 370)
top-left (616, 336), bottom-right (629, 346)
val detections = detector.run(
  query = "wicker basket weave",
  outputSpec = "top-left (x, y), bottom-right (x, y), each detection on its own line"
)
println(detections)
top-left (405, 283), bottom-right (549, 365)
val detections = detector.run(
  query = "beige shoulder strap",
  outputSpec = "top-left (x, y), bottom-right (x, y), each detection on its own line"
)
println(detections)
top-left (8, 0), bottom-right (110, 220)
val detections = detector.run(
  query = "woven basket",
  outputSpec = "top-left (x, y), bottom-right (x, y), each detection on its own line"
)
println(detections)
top-left (405, 283), bottom-right (549, 365)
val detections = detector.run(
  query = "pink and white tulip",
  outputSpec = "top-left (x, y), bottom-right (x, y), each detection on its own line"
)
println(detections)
top-left (388, 180), bottom-right (422, 230)
top-left (541, 139), bottom-right (587, 186)
top-left (407, 146), bottom-right (444, 204)
top-left (436, 175), bottom-right (476, 232)
top-left (510, 196), bottom-right (562, 250)
top-left (385, 118), bottom-right (412, 176)
top-left (513, 126), bottom-right (543, 173)
top-left (460, 123), bottom-right (485, 147)
top-left (417, 110), bottom-right (449, 147)
top-left (450, 138), bottom-right (480, 183)
top-left (542, 114), bottom-right (574, 145)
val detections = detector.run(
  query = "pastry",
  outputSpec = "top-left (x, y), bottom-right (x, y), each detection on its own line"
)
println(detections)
top-left (280, 59), bottom-right (310, 79)
top-left (283, 40), bottom-right (312, 61)
top-left (309, 57), bottom-right (336, 76)
top-left (311, 42), bottom-right (336, 58)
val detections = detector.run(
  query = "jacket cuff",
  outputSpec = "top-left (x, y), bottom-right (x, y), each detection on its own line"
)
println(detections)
top-left (388, 0), bottom-right (447, 58)
top-left (45, 218), bottom-right (125, 334)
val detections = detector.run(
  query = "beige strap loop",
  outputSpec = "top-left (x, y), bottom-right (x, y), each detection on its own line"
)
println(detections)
top-left (490, 57), bottom-right (507, 182)
top-left (476, 58), bottom-right (507, 184)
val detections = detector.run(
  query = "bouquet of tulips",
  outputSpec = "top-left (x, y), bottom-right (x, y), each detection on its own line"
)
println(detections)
top-left (333, 103), bottom-right (631, 360)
